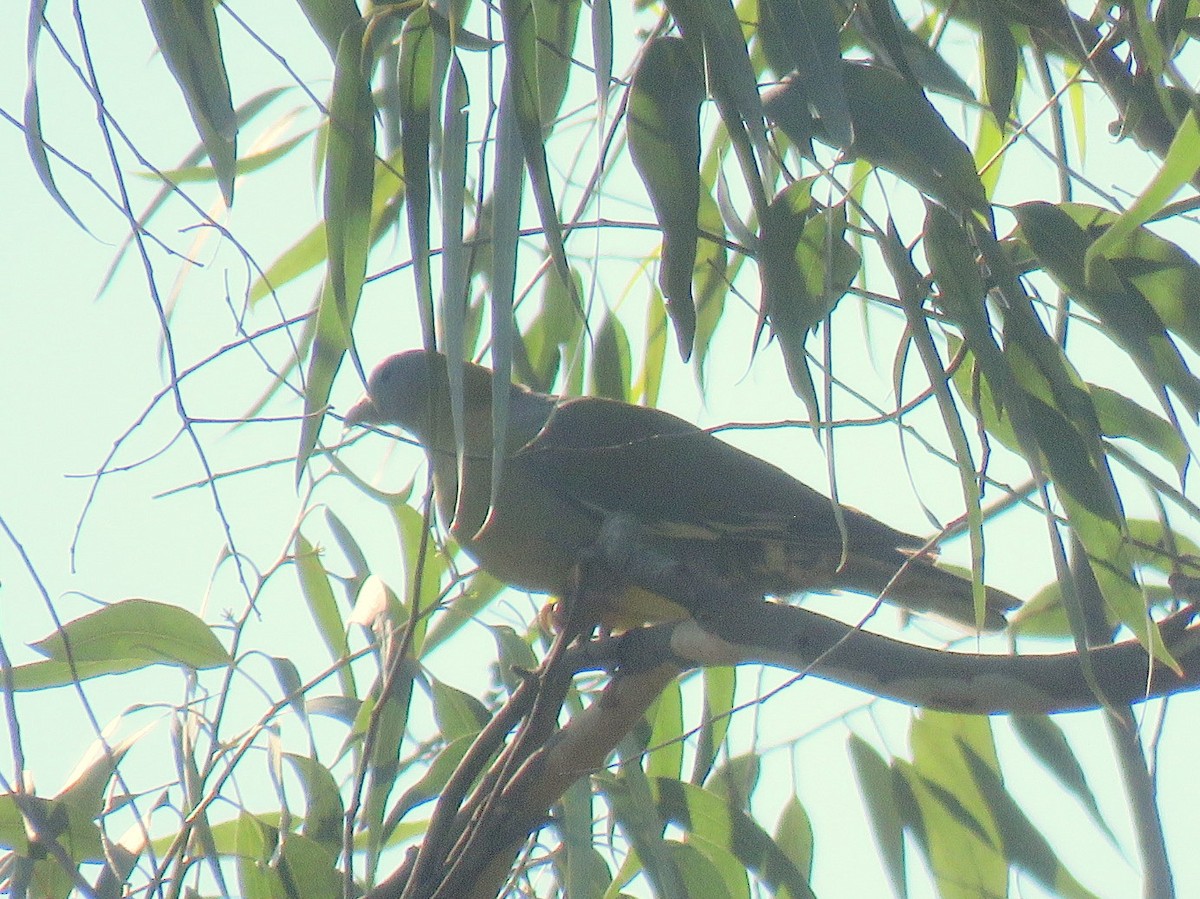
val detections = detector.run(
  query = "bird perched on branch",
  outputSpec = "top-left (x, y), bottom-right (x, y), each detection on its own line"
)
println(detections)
top-left (344, 350), bottom-right (1019, 631)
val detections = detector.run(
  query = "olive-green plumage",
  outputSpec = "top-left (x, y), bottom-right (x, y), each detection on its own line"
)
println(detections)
top-left (345, 351), bottom-right (1019, 629)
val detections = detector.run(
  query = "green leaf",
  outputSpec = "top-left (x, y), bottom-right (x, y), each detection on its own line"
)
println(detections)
top-left (647, 682), bottom-right (685, 782)
top-left (384, 734), bottom-right (473, 827)
top-left (57, 725), bottom-right (146, 824)
top-left (423, 571), bottom-right (506, 654)
top-left (1126, 517), bottom-right (1200, 579)
top-left (297, 19), bottom-right (376, 479)
top-left (294, 533), bottom-right (351, 663)
top-left (628, 36), bottom-right (706, 359)
top-left (250, 148), bottom-right (404, 304)
top-left (271, 655), bottom-right (307, 720)
top-left (12, 599), bottom-right (229, 690)
top-left (24, 8), bottom-right (87, 231)
top-left (140, 0), bottom-right (237, 204)
top-left (1057, 202), bottom-right (1200, 356)
top-left (227, 812), bottom-right (340, 899)
top-left (1091, 385), bottom-right (1188, 475)
top-left (705, 753), bottom-right (760, 811)
top-left (361, 667), bottom-right (416, 865)
top-left (2, 792), bottom-right (102, 889)
top-left (759, 181), bottom-right (860, 421)
top-left (974, 0), bottom-right (1019, 129)
top-left (392, 502), bottom-right (447, 651)
top-left (926, 204), bottom-right (1014, 427)
top-left (692, 185), bottom-right (732, 371)
top-left (324, 19), bottom-right (376, 331)
top-left (490, 79), bottom-right (525, 423)
top-left (285, 753), bottom-right (346, 851)
top-left (591, 0), bottom-right (613, 121)
top-left (904, 712), bottom-right (1007, 899)
top-left (398, 5), bottom-right (442, 345)
top-left (556, 779), bottom-right (612, 899)
top-left (136, 128), bottom-right (310, 183)
top-left (654, 778), bottom-right (816, 899)
top-left (669, 841), bottom-right (739, 899)
top-left (758, 0), bottom-right (851, 145)
top-left (692, 665), bottom-right (735, 785)
top-left (764, 62), bottom-right (988, 215)
top-left (848, 735), bottom-right (907, 899)
top-left (664, 0), bottom-right (769, 213)
top-left (592, 312), bottom-right (632, 401)
top-left (1086, 108), bottom-right (1200, 270)
top-left (602, 768), bottom-right (682, 898)
top-left (489, 624), bottom-right (539, 692)
top-left (440, 54), bottom-right (471, 377)
top-left (430, 678), bottom-right (489, 741)
top-left (1009, 716), bottom-right (1118, 849)
top-left (499, 0), bottom-right (577, 311)
top-left (773, 796), bottom-right (814, 886)
top-left (1015, 201), bottom-right (1200, 419)
top-left (532, 0), bottom-right (582, 124)
top-left (296, 0), bottom-right (362, 57)
top-left (959, 741), bottom-right (1101, 898)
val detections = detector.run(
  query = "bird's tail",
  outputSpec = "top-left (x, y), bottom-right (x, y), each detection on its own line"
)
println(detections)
top-left (844, 553), bottom-right (1019, 630)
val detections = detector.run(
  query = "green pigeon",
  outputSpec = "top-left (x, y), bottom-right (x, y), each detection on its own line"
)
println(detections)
top-left (344, 350), bottom-right (1019, 630)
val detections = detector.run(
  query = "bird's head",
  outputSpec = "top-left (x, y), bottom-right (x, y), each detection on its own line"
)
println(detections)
top-left (345, 350), bottom-right (558, 457)
top-left (344, 350), bottom-right (454, 438)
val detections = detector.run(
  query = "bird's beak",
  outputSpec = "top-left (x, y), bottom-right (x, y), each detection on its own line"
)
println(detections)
top-left (343, 395), bottom-right (379, 428)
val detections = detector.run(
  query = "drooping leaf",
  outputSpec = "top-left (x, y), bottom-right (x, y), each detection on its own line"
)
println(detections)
top-left (959, 741), bottom-right (1101, 898)
top-left (654, 778), bottom-right (817, 899)
top-left (296, 0), bottom-right (363, 57)
top-left (764, 61), bottom-right (989, 216)
top-left (297, 19), bottom-right (377, 479)
top-left (904, 712), bottom-right (1007, 898)
top-left (1085, 108), bottom-right (1200, 268)
top-left (398, 5), bottom-right (443, 345)
top-left (556, 779), bottom-right (613, 898)
top-left (1091, 385), bottom-right (1188, 475)
top-left (499, 0), bottom-right (577, 308)
top-left (1015, 200), bottom-right (1200, 420)
top-left (24, 4), bottom-right (87, 230)
top-left (600, 768), bottom-right (683, 897)
top-left (249, 148), bottom-right (404, 304)
top-left (532, 0), bottom-right (583, 124)
top-left (592, 313), bottom-right (632, 401)
top-left (140, 0), bottom-right (238, 204)
top-left (757, 0), bottom-right (852, 145)
top-left (285, 753), bottom-right (346, 851)
top-left (665, 0), bottom-right (769, 218)
top-left (759, 180), bottom-right (860, 421)
top-left (429, 678), bottom-right (490, 741)
top-left (925, 204), bottom-right (1010, 398)
top-left (973, 0), bottom-right (1019, 129)
top-left (848, 735), bottom-right (908, 899)
top-left (646, 683), bottom-right (685, 782)
top-left (1057, 202), bottom-right (1200, 356)
top-left (692, 665), bottom-right (735, 786)
top-left (693, 177), bottom-right (734, 370)
top-left (591, 0), bottom-right (613, 122)
top-left (294, 533), bottom-right (351, 663)
top-left (628, 36), bottom-right (706, 359)
top-left (1009, 716), bottom-right (1118, 849)
top-left (773, 796), bottom-right (814, 887)
top-left (441, 55), bottom-right (471, 377)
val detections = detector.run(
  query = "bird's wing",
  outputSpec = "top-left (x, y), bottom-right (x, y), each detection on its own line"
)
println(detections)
top-left (514, 395), bottom-right (920, 557)
top-left (512, 394), bottom-right (1020, 627)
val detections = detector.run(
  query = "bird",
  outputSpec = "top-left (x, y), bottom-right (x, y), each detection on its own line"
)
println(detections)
top-left (343, 350), bottom-right (1019, 631)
